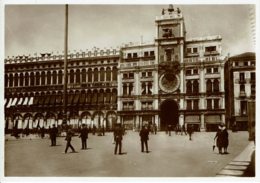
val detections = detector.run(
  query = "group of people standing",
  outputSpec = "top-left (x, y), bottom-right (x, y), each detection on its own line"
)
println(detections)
top-left (113, 124), bottom-right (150, 155)
top-left (47, 122), bottom-right (229, 156)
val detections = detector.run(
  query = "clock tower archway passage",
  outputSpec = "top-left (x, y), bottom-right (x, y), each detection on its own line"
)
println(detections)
top-left (159, 99), bottom-right (179, 131)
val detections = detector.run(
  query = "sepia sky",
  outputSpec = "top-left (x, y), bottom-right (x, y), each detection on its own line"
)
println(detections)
top-left (4, 4), bottom-right (255, 57)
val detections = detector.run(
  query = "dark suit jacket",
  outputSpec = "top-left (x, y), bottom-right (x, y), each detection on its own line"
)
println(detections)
top-left (114, 126), bottom-right (123, 141)
top-left (80, 127), bottom-right (89, 139)
top-left (140, 128), bottom-right (149, 141)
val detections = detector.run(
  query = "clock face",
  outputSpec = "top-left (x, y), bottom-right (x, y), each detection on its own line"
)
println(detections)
top-left (159, 73), bottom-right (180, 93)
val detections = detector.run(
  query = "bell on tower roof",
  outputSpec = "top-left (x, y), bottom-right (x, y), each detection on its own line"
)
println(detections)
top-left (168, 4), bottom-right (174, 14)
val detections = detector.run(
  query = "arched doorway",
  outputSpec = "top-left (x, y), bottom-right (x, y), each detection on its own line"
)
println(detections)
top-left (159, 99), bottom-right (179, 130)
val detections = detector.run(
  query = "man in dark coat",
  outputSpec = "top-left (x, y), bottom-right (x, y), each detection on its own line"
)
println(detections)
top-left (40, 126), bottom-right (45, 139)
top-left (50, 124), bottom-right (58, 146)
top-left (214, 123), bottom-right (229, 154)
top-left (64, 129), bottom-right (76, 153)
top-left (187, 124), bottom-right (194, 140)
top-left (114, 124), bottom-right (124, 155)
top-left (79, 124), bottom-right (89, 150)
top-left (139, 125), bottom-right (149, 153)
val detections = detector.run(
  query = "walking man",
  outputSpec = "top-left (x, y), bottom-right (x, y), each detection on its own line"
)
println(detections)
top-left (50, 124), bottom-right (58, 146)
top-left (140, 125), bottom-right (149, 153)
top-left (187, 124), bottom-right (194, 140)
top-left (79, 124), bottom-right (89, 150)
top-left (64, 129), bottom-right (76, 153)
top-left (114, 124), bottom-right (124, 155)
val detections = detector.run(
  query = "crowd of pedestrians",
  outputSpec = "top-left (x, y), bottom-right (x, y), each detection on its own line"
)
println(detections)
top-left (8, 121), bottom-right (230, 156)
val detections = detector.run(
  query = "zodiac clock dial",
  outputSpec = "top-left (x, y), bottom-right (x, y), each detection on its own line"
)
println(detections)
top-left (159, 73), bottom-right (180, 93)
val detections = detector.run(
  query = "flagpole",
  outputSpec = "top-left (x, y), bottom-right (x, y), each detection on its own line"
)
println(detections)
top-left (63, 4), bottom-right (68, 125)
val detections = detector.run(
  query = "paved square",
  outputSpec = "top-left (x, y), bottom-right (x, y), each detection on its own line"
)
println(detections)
top-left (5, 131), bottom-right (249, 177)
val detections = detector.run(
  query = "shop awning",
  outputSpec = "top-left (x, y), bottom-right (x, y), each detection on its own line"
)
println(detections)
top-left (98, 93), bottom-right (104, 103)
top-left (38, 96), bottom-right (44, 105)
top-left (105, 93), bottom-right (111, 103)
top-left (33, 97), bottom-right (39, 105)
top-left (28, 97), bottom-right (34, 105)
top-left (23, 97), bottom-right (29, 105)
top-left (111, 93), bottom-right (117, 103)
top-left (185, 115), bottom-right (200, 123)
top-left (6, 98), bottom-right (13, 108)
top-left (68, 95), bottom-right (74, 105)
top-left (92, 93), bottom-right (98, 104)
top-left (73, 94), bottom-right (80, 104)
top-left (79, 93), bottom-right (85, 104)
top-left (205, 115), bottom-right (222, 124)
top-left (11, 98), bottom-right (18, 106)
top-left (56, 95), bottom-right (62, 104)
top-left (44, 96), bottom-right (50, 105)
top-left (86, 93), bottom-right (92, 104)
top-left (17, 97), bottom-right (24, 105)
top-left (235, 116), bottom-right (248, 122)
top-left (49, 95), bottom-right (56, 105)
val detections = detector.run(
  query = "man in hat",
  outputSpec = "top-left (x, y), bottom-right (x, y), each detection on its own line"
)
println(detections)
top-left (64, 129), bottom-right (76, 153)
top-left (214, 123), bottom-right (229, 154)
top-left (50, 124), bottom-right (58, 146)
top-left (139, 125), bottom-right (150, 153)
top-left (79, 124), bottom-right (89, 150)
top-left (113, 123), bottom-right (124, 155)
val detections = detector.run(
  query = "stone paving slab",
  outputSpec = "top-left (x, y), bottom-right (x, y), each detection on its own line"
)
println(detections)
top-left (216, 141), bottom-right (255, 177)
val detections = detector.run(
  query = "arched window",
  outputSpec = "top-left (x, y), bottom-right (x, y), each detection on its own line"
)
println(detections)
top-left (25, 73), bottom-right (29, 86)
top-left (41, 71), bottom-right (45, 86)
top-left (206, 80), bottom-right (212, 93)
top-left (14, 73), bottom-right (19, 86)
top-left (88, 68), bottom-right (92, 82)
top-left (53, 71), bottom-right (57, 85)
top-left (186, 80), bottom-right (192, 94)
top-left (20, 73), bottom-right (24, 87)
top-left (112, 89), bottom-right (117, 103)
top-left (213, 79), bottom-right (219, 93)
top-left (58, 70), bottom-right (63, 84)
top-left (9, 74), bottom-right (13, 87)
top-left (106, 67), bottom-right (111, 81)
top-left (82, 69), bottom-right (86, 83)
top-left (141, 82), bottom-right (146, 95)
top-left (47, 71), bottom-right (51, 85)
top-left (30, 72), bottom-right (34, 86)
top-left (69, 70), bottom-right (74, 83)
top-left (123, 83), bottom-right (127, 95)
top-left (100, 68), bottom-right (105, 81)
top-left (129, 83), bottom-right (134, 95)
top-left (76, 69), bottom-right (80, 83)
top-left (147, 82), bottom-right (152, 95)
top-left (98, 89), bottom-right (104, 104)
top-left (193, 80), bottom-right (199, 94)
top-left (112, 67), bottom-right (117, 81)
top-left (105, 89), bottom-right (111, 103)
top-left (36, 72), bottom-right (40, 85)
top-left (94, 68), bottom-right (98, 82)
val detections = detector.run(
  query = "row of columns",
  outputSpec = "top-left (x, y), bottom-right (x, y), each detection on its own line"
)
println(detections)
top-left (6, 66), bottom-right (117, 88)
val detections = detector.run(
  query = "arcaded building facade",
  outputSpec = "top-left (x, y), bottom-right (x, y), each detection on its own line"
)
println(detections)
top-left (5, 5), bottom-right (226, 132)
top-left (5, 50), bottom-right (119, 131)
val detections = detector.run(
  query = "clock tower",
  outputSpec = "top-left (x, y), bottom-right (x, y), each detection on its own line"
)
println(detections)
top-left (155, 5), bottom-right (186, 129)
